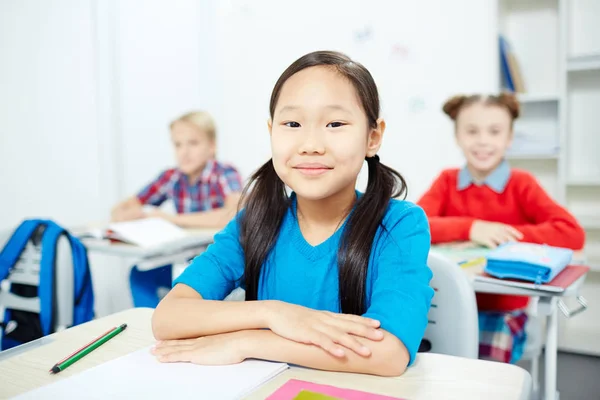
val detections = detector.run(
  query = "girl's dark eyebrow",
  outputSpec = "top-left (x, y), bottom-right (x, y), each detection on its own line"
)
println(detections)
top-left (278, 104), bottom-right (353, 115)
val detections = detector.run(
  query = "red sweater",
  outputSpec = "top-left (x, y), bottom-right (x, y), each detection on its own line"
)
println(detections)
top-left (417, 168), bottom-right (585, 312)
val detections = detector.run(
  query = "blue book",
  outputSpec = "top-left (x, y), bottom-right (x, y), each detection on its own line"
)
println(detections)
top-left (484, 242), bottom-right (573, 284)
top-left (499, 35), bottom-right (515, 92)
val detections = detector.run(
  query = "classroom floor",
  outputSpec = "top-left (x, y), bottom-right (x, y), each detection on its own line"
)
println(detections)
top-left (517, 351), bottom-right (600, 399)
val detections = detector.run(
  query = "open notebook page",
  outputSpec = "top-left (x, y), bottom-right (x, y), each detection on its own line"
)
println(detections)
top-left (107, 218), bottom-right (188, 248)
top-left (13, 346), bottom-right (288, 400)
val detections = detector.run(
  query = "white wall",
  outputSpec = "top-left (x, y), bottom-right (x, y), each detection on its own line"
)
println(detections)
top-left (0, 0), bottom-right (219, 229)
top-left (0, 0), bottom-right (498, 316)
top-left (211, 0), bottom-right (499, 200)
top-left (0, 0), bottom-right (107, 229)
top-left (1, 0), bottom-right (498, 226)
top-left (115, 0), bottom-right (222, 196)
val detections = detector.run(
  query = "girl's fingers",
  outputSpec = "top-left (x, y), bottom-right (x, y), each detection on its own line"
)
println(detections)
top-left (501, 230), bottom-right (520, 243)
top-left (493, 233), bottom-right (508, 245)
top-left (333, 320), bottom-right (384, 341)
top-left (506, 233), bottom-right (519, 243)
top-left (506, 226), bottom-right (524, 239)
top-left (329, 312), bottom-right (380, 328)
top-left (323, 327), bottom-right (371, 357)
top-left (492, 232), bottom-right (509, 245)
top-left (484, 239), bottom-right (497, 249)
top-left (310, 332), bottom-right (345, 358)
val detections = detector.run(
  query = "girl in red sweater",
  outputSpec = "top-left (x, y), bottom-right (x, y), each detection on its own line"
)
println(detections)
top-left (417, 93), bottom-right (585, 363)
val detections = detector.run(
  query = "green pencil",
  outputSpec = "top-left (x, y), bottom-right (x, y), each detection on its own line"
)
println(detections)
top-left (49, 323), bottom-right (128, 374)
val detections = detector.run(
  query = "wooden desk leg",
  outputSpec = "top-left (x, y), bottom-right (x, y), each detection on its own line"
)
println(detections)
top-left (539, 297), bottom-right (559, 400)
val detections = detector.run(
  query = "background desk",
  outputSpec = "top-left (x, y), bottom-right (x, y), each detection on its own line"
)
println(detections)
top-left (78, 226), bottom-right (218, 267)
top-left (77, 226), bottom-right (219, 286)
top-left (431, 245), bottom-right (589, 400)
top-left (0, 308), bottom-right (531, 400)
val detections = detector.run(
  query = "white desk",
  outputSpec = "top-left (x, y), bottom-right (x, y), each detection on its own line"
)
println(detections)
top-left (76, 226), bottom-right (219, 279)
top-left (431, 245), bottom-right (589, 400)
top-left (0, 308), bottom-right (532, 400)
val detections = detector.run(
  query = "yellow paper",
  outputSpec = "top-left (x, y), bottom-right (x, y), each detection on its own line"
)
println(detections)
top-left (293, 390), bottom-right (341, 400)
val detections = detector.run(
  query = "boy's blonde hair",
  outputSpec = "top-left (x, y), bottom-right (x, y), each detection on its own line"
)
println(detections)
top-left (170, 111), bottom-right (217, 141)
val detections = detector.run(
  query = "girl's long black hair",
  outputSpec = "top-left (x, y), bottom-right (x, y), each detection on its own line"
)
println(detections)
top-left (239, 51), bottom-right (407, 315)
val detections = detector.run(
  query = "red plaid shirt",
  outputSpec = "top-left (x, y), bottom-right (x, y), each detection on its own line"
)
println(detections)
top-left (136, 160), bottom-right (243, 214)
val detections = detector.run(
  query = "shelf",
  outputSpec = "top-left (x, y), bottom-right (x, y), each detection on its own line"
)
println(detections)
top-left (582, 251), bottom-right (600, 272)
top-left (517, 93), bottom-right (559, 103)
top-left (568, 53), bottom-right (600, 72)
top-left (588, 261), bottom-right (600, 273)
top-left (567, 178), bottom-right (600, 187)
top-left (578, 215), bottom-right (600, 230)
top-left (506, 153), bottom-right (559, 161)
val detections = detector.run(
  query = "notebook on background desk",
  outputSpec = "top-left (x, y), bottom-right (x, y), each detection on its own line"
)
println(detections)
top-left (432, 243), bottom-right (587, 266)
top-left (79, 218), bottom-right (189, 248)
top-left (432, 242), bottom-right (590, 293)
top-left (13, 346), bottom-right (288, 400)
top-left (430, 243), bottom-right (490, 265)
top-left (475, 265), bottom-right (590, 294)
top-left (75, 219), bottom-right (218, 259)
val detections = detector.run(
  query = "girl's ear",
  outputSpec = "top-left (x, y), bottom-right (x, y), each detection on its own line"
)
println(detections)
top-left (366, 119), bottom-right (386, 157)
top-left (267, 119), bottom-right (273, 136)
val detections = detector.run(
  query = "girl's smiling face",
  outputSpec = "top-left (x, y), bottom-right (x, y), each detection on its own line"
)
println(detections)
top-left (269, 66), bottom-right (383, 200)
top-left (455, 102), bottom-right (513, 179)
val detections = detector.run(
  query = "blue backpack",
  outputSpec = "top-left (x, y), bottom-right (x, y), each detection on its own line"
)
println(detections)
top-left (0, 220), bottom-right (94, 350)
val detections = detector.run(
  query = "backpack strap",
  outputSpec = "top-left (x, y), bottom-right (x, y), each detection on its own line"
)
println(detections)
top-left (70, 237), bottom-right (94, 324)
top-left (1, 220), bottom-right (44, 347)
top-left (0, 220), bottom-right (41, 281)
top-left (39, 222), bottom-right (94, 331)
top-left (61, 231), bottom-right (94, 325)
top-left (38, 221), bottom-right (62, 336)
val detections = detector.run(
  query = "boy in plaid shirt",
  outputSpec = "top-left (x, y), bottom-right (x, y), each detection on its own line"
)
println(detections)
top-left (112, 111), bottom-right (242, 227)
top-left (111, 111), bottom-right (243, 307)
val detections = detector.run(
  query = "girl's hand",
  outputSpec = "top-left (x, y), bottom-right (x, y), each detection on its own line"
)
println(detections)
top-left (145, 208), bottom-right (176, 223)
top-left (469, 220), bottom-right (523, 248)
top-left (266, 301), bottom-right (383, 358)
top-left (151, 332), bottom-right (246, 365)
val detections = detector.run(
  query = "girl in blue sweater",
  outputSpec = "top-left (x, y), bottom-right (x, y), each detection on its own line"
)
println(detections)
top-left (151, 51), bottom-right (433, 376)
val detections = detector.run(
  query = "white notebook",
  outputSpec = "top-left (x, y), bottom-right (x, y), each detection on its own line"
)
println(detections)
top-left (107, 218), bottom-right (188, 248)
top-left (13, 347), bottom-right (288, 400)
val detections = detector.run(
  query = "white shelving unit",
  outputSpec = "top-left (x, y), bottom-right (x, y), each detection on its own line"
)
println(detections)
top-left (567, 53), bottom-right (600, 71)
top-left (497, 0), bottom-right (600, 357)
top-left (517, 93), bottom-right (560, 103)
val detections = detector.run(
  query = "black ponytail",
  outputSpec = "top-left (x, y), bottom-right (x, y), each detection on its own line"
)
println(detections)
top-left (239, 159), bottom-right (289, 301)
top-left (338, 155), bottom-right (406, 314)
top-left (240, 50), bottom-right (407, 315)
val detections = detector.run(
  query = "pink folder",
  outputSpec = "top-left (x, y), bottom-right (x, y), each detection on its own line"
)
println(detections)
top-left (266, 379), bottom-right (405, 400)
